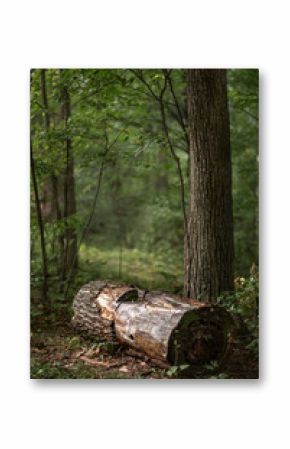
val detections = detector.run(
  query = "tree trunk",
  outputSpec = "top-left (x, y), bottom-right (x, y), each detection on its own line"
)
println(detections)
top-left (72, 281), bottom-right (232, 366)
top-left (30, 139), bottom-right (48, 303)
top-left (186, 69), bottom-right (234, 301)
top-left (60, 72), bottom-right (78, 284)
top-left (40, 69), bottom-right (64, 275)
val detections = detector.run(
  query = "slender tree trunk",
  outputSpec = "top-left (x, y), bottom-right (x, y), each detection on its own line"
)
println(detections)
top-left (30, 139), bottom-right (48, 303)
top-left (186, 69), bottom-right (234, 301)
top-left (111, 162), bottom-right (126, 280)
top-left (60, 72), bottom-right (78, 285)
top-left (155, 148), bottom-right (169, 191)
top-left (40, 69), bottom-right (64, 276)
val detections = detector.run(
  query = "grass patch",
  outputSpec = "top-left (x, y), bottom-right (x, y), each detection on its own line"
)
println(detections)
top-left (79, 244), bottom-right (183, 292)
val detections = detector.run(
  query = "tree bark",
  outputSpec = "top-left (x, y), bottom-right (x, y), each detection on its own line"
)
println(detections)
top-left (186, 69), bottom-right (234, 301)
top-left (40, 69), bottom-right (64, 274)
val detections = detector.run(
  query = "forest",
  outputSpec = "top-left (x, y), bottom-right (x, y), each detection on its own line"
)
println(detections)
top-left (30, 68), bottom-right (259, 379)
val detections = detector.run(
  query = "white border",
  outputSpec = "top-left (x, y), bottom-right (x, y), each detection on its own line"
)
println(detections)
top-left (0, 1), bottom-right (289, 448)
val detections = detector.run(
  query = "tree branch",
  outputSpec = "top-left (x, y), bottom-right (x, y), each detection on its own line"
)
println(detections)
top-left (129, 69), bottom-right (160, 101)
top-left (163, 69), bottom-right (189, 147)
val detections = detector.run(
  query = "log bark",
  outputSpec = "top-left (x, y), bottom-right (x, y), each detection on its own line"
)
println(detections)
top-left (115, 292), bottom-right (231, 365)
top-left (72, 281), bottom-right (232, 365)
top-left (71, 281), bottom-right (138, 341)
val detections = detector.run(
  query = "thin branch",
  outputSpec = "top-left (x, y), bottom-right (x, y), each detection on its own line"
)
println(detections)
top-left (163, 69), bottom-right (189, 147)
top-left (130, 68), bottom-right (191, 297)
top-left (129, 69), bottom-right (160, 101)
top-left (159, 100), bottom-right (188, 228)
top-left (72, 79), bottom-right (120, 108)
top-left (130, 69), bottom-right (188, 225)
top-left (238, 107), bottom-right (258, 121)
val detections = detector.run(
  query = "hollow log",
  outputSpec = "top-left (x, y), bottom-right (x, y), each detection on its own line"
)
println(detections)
top-left (72, 281), bottom-right (233, 365)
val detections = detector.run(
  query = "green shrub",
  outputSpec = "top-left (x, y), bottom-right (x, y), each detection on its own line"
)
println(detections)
top-left (217, 266), bottom-right (259, 358)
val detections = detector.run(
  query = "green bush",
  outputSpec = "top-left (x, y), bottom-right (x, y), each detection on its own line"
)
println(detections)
top-left (217, 266), bottom-right (259, 358)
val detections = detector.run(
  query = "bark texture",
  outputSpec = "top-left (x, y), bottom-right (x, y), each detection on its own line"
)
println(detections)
top-left (71, 281), bottom-right (138, 341)
top-left (186, 69), bottom-right (234, 301)
top-left (72, 281), bottom-right (232, 365)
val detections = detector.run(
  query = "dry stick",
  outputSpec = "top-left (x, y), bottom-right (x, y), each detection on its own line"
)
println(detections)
top-left (64, 128), bottom-right (127, 297)
top-left (130, 70), bottom-right (191, 297)
top-left (30, 139), bottom-right (49, 303)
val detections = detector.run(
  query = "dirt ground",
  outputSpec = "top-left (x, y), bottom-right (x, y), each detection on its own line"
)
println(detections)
top-left (30, 315), bottom-right (258, 379)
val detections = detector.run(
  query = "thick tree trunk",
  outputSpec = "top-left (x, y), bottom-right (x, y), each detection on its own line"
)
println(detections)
top-left (186, 69), bottom-right (234, 301)
top-left (72, 281), bottom-right (232, 366)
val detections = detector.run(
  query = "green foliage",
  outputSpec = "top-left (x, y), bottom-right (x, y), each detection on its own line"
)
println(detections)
top-left (218, 270), bottom-right (259, 330)
top-left (166, 364), bottom-right (190, 377)
top-left (67, 336), bottom-right (82, 350)
top-left (30, 68), bottom-right (258, 326)
top-left (217, 268), bottom-right (259, 358)
top-left (31, 359), bottom-right (97, 379)
top-left (78, 245), bottom-right (183, 292)
top-left (228, 69), bottom-right (259, 274)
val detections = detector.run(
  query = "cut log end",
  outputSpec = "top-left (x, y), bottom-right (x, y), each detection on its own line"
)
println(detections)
top-left (167, 308), bottom-right (230, 365)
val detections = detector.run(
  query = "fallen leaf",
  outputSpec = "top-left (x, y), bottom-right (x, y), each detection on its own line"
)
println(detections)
top-left (119, 366), bottom-right (130, 373)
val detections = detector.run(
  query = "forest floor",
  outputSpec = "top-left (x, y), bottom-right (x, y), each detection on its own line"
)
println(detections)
top-left (30, 311), bottom-right (258, 380)
top-left (31, 248), bottom-right (258, 379)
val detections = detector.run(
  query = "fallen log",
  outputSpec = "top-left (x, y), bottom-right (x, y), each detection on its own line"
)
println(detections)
top-left (72, 281), bottom-right (233, 366)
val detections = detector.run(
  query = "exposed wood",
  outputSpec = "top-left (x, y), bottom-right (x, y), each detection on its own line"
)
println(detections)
top-left (115, 291), bottom-right (231, 365)
top-left (72, 281), bottom-right (233, 366)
